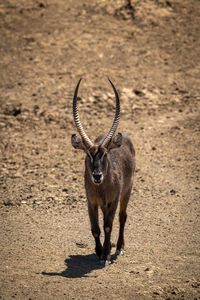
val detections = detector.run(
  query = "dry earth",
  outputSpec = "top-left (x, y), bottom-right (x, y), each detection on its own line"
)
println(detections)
top-left (0, 0), bottom-right (200, 299)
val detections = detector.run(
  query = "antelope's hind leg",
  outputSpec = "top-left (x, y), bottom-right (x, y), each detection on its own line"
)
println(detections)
top-left (88, 202), bottom-right (103, 259)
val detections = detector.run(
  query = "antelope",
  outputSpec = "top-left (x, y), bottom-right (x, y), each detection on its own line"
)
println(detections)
top-left (71, 78), bottom-right (135, 265)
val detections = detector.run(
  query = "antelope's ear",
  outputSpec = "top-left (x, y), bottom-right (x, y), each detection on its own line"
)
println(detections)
top-left (71, 134), bottom-right (86, 151)
top-left (107, 132), bottom-right (122, 150)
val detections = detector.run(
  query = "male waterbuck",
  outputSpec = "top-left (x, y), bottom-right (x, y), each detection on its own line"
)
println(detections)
top-left (71, 78), bottom-right (135, 265)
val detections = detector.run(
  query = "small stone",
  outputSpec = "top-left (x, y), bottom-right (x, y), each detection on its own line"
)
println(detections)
top-left (75, 242), bottom-right (88, 248)
top-left (153, 291), bottom-right (160, 295)
top-left (88, 96), bottom-right (95, 103)
top-left (3, 200), bottom-right (13, 206)
top-left (170, 189), bottom-right (176, 195)
top-left (134, 89), bottom-right (145, 97)
top-left (39, 3), bottom-right (45, 8)
top-left (36, 201), bottom-right (42, 205)
top-left (102, 93), bottom-right (108, 100)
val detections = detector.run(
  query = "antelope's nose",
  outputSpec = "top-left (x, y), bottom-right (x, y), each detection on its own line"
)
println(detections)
top-left (93, 172), bottom-right (103, 183)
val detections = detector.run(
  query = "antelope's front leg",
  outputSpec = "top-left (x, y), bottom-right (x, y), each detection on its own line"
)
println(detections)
top-left (88, 202), bottom-right (103, 259)
top-left (117, 187), bottom-right (132, 255)
top-left (102, 201), bottom-right (118, 265)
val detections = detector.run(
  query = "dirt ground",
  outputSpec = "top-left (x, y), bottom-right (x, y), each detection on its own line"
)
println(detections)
top-left (0, 0), bottom-right (200, 299)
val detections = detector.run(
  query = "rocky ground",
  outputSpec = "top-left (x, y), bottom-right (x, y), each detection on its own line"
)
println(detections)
top-left (0, 0), bottom-right (200, 299)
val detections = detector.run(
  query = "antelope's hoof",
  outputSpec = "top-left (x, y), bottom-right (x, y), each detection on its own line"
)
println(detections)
top-left (105, 260), bottom-right (111, 266)
top-left (100, 254), bottom-right (111, 266)
top-left (100, 259), bottom-right (111, 266)
top-left (116, 249), bottom-right (124, 256)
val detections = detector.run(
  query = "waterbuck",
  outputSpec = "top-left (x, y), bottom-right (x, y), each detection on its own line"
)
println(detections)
top-left (71, 78), bottom-right (135, 265)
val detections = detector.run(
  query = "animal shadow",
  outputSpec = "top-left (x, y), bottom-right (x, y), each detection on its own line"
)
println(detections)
top-left (42, 253), bottom-right (116, 278)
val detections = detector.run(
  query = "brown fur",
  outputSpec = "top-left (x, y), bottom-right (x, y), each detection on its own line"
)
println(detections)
top-left (83, 133), bottom-right (135, 263)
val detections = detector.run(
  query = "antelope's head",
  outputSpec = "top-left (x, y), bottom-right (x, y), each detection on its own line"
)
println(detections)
top-left (71, 78), bottom-right (122, 185)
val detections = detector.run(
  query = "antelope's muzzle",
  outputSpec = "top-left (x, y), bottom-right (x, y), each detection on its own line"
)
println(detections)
top-left (92, 172), bottom-right (103, 184)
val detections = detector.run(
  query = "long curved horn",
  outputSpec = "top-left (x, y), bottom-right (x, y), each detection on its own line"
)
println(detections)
top-left (73, 79), bottom-right (94, 149)
top-left (101, 78), bottom-right (120, 148)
